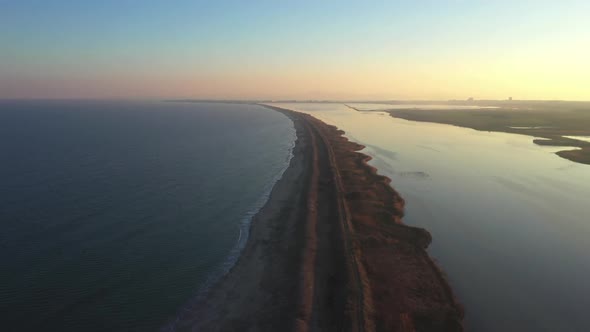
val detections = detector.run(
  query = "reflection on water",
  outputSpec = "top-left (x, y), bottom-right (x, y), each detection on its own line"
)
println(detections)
top-left (563, 135), bottom-right (590, 143)
top-left (271, 103), bottom-right (590, 332)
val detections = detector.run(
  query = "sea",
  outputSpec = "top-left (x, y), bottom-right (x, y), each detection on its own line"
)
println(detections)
top-left (0, 100), bottom-right (295, 331)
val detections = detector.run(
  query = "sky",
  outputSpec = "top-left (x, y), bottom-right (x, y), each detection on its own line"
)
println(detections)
top-left (1, 1), bottom-right (589, 100)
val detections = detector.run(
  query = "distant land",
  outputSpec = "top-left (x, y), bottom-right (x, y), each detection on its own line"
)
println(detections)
top-left (168, 99), bottom-right (590, 105)
top-left (378, 101), bottom-right (590, 165)
top-left (170, 99), bottom-right (590, 165)
top-left (168, 99), bottom-right (590, 165)
top-left (233, 99), bottom-right (588, 166)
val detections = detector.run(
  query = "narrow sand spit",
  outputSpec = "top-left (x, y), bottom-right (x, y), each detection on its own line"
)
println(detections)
top-left (172, 106), bottom-right (463, 332)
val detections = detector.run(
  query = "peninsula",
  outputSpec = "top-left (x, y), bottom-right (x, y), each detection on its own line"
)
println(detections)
top-left (172, 105), bottom-right (463, 331)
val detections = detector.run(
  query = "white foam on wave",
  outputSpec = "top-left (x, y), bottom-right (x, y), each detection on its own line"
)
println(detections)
top-left (162, 120), bottom-right (297, 331)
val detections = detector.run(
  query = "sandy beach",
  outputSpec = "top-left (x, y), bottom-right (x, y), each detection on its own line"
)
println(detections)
top-left (173, 106), bottom-right (463, 332)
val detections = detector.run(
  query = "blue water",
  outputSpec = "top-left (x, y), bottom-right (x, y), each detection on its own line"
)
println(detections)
top-left (0, 100), bottom-right (295, 331)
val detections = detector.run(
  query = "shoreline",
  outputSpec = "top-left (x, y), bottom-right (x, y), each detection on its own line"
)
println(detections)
top-left (172, 105), bottom-right (463, 331)
top-left (383, 109), bottom-right (590, 165)
top-left (343, 102), bottom-right (590, 165)
top-left (162, 121), bottom-right (296, 331)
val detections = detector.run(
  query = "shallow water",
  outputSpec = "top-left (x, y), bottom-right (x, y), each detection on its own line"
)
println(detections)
top-left (0, 101), bottom-right (295, 331)
top-left (272, 102), bottom-right (590, 332)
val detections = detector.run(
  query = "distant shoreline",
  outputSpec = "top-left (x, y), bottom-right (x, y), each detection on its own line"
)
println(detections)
top-left (384, 109), bottom-right (590, 165)
top-left (341, 102), bottom-right (590, 165)
top-left (169, 104), bottom-right (462, 331)
top-left (164, 99), bottom-right (590, 104)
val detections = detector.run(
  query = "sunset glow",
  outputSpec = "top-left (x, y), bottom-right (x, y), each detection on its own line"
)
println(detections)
top-left (2, 1), bottom-right (589, 100)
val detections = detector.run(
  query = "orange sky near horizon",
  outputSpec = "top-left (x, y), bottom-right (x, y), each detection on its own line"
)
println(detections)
top-left (2, 1), bottom-right (589, 101)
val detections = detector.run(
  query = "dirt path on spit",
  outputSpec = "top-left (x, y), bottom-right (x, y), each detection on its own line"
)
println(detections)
top-left (171, 106), bottom-right (463, 332)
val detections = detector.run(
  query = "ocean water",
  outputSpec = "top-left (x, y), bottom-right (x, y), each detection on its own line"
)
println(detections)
top-left (273, 102), bottom-right (590, 332)
top-left (0, 101), bottom-right (295, 331)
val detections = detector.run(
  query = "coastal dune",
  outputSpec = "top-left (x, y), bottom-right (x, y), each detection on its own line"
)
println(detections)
top-left (173, 106), bottom-right (463, 331)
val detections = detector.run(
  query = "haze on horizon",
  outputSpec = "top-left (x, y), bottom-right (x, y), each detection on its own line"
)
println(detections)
top-left (1, 1), bottom-right (589, 101)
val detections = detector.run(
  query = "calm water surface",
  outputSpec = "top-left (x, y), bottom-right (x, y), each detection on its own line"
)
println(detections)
top-left (273, 102), bottom-right (590, 332)
top-left (0, 101), bottom-right (294, 331)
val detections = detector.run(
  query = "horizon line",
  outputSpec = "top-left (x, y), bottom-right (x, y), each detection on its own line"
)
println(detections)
top-left (2, 98), bottom-right (590, 103)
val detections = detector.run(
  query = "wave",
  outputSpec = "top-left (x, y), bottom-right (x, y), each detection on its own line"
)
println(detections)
top-left (162, 126), bottom-right (296, 331)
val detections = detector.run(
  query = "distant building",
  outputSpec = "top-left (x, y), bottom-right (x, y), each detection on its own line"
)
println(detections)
top-left (508, 97), bottom-right (513, 101)
top-left (467, 97), bottom-right (474, 102)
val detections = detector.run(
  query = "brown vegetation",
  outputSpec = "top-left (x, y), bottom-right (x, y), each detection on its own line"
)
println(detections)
top-left (267, 106), bottom-right (463, 331)
top-left (178, 105), bottom-right (463, 332)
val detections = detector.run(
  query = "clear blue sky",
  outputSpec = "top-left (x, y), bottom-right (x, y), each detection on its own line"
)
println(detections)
top-left (1, 1), bottom-right (589, 99)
